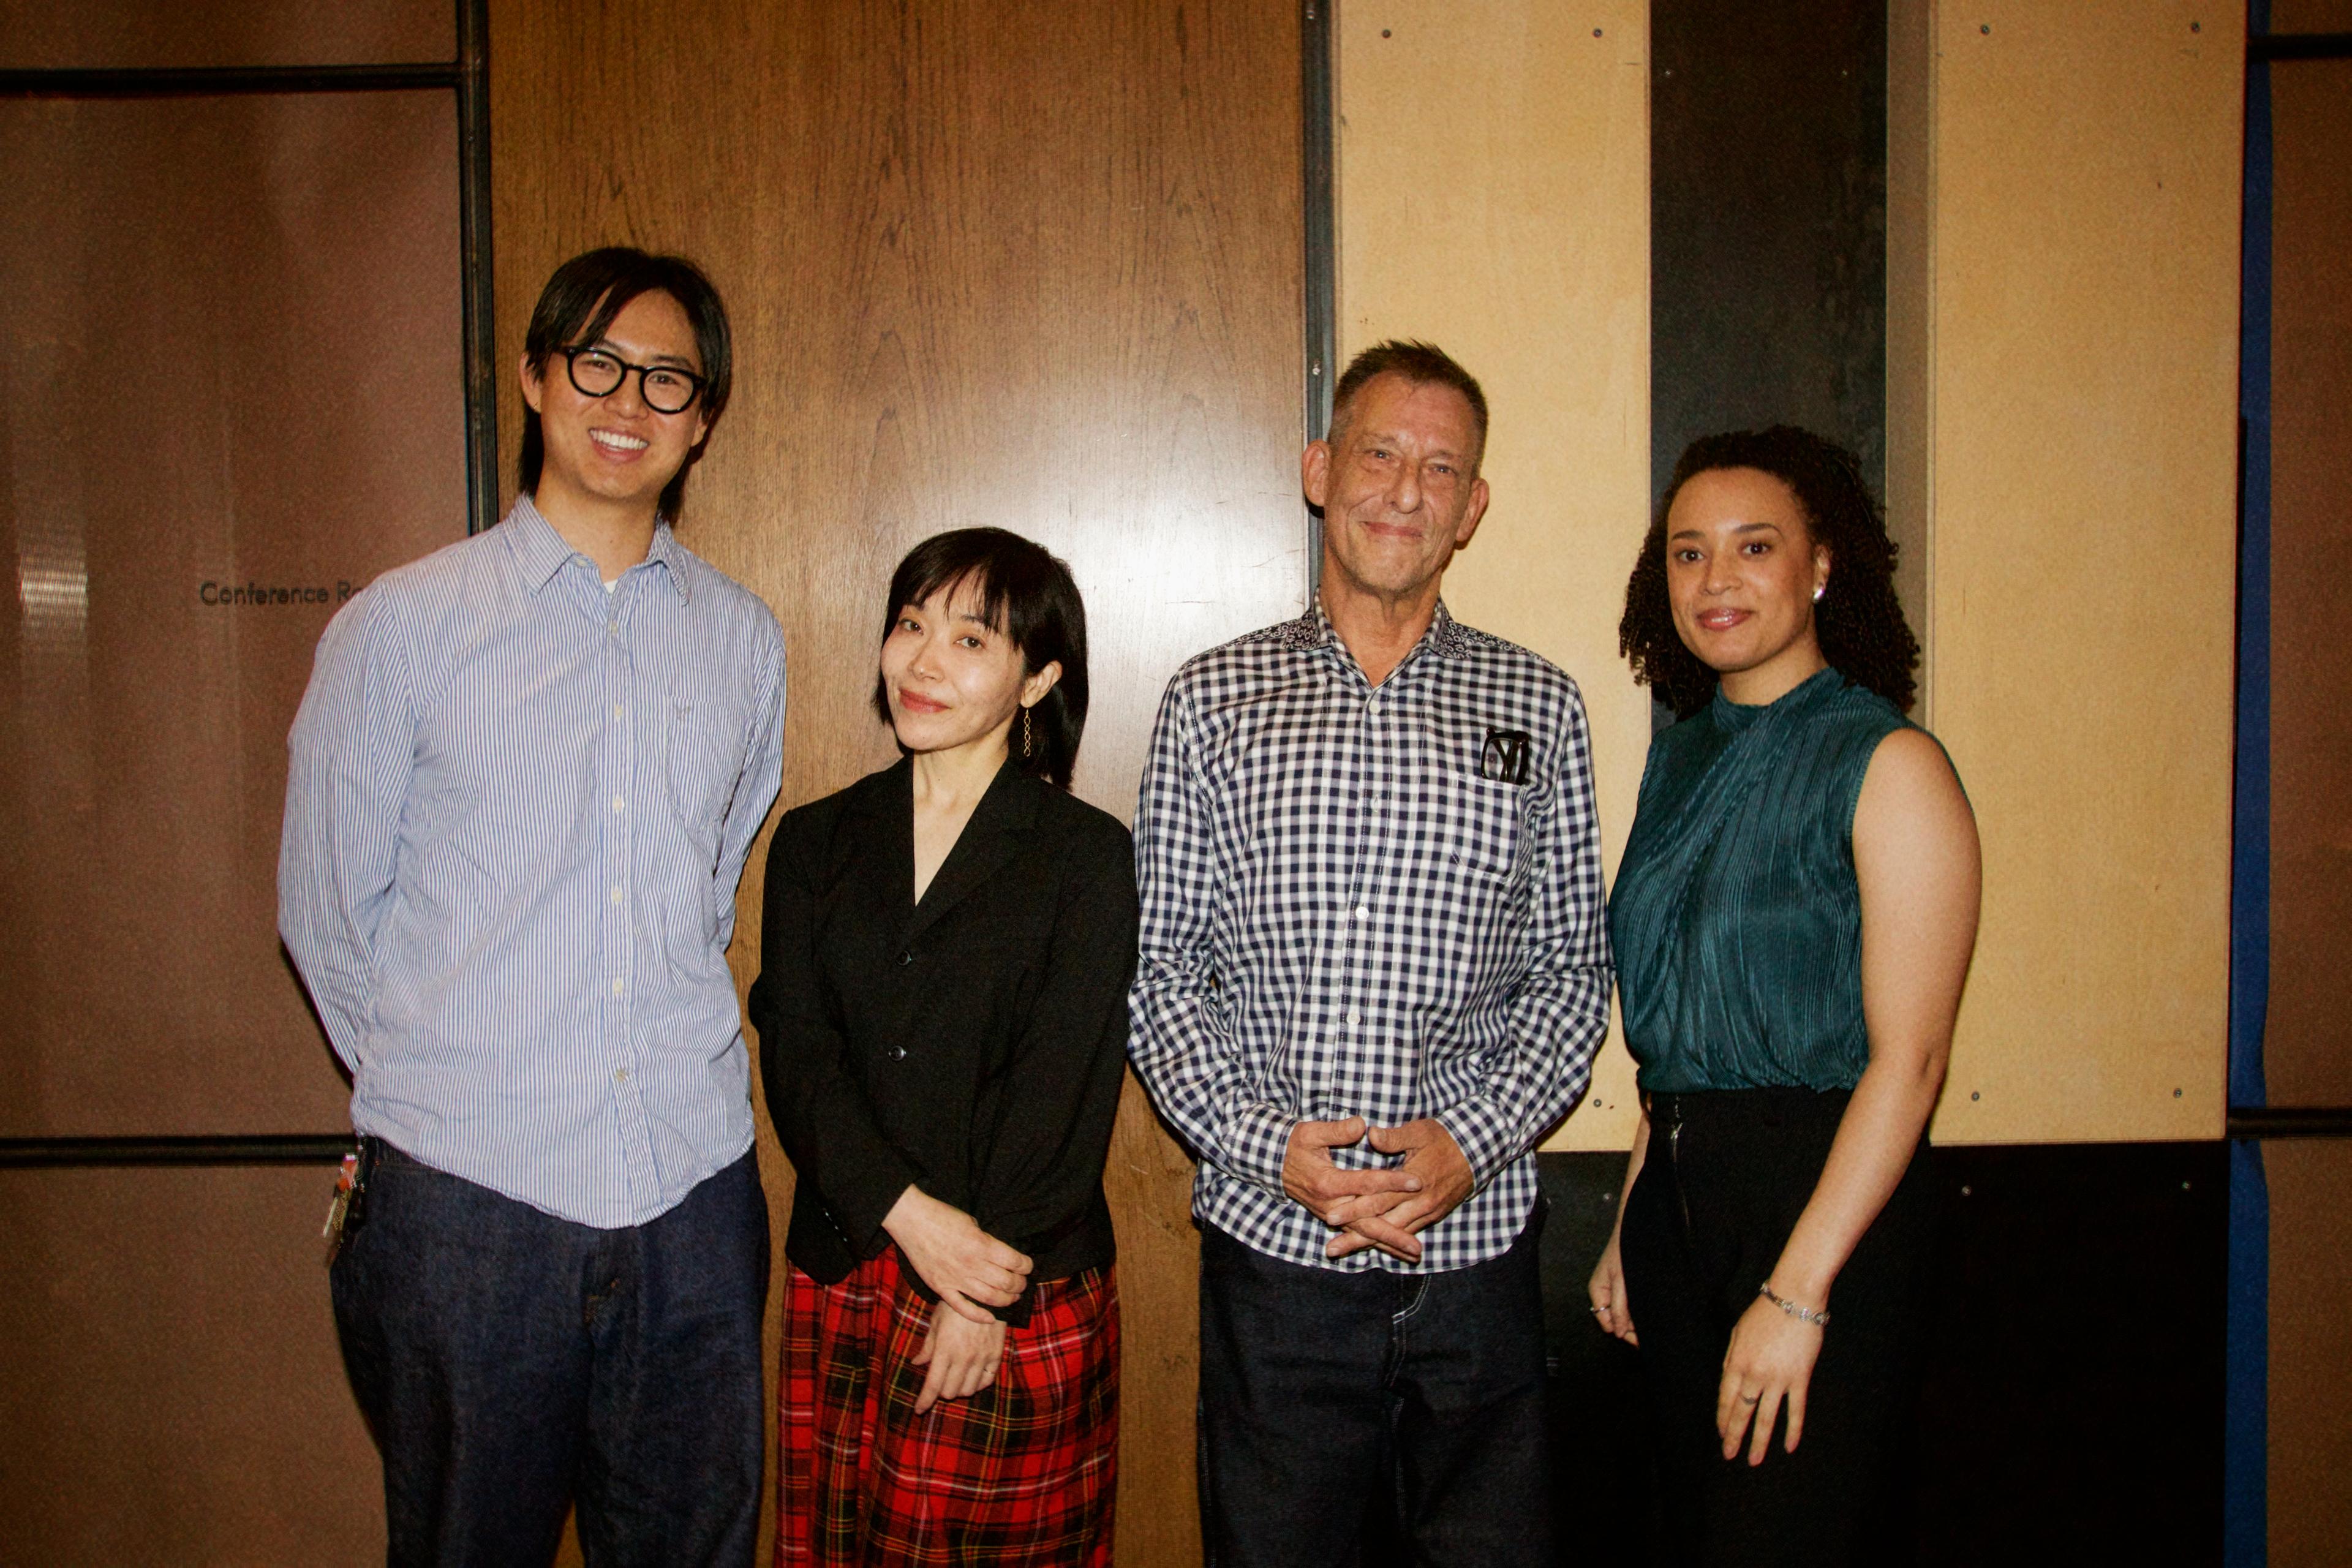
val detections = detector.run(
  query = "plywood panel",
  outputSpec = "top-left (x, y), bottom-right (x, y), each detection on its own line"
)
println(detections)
top-left (1335, 1), bottom-right (1651, 1152)
top-left (2265, 59), bottom-right (2352, 1107)
top-left (0, 92), bottom-right (467, 1137)
top-left (1919, 3), bottom-right (2241, 1144)
top-left (491, 3), bottom-right (1304, 1560)
top-left (2267, 1139), bottom-right (2352, 1567)
top-left (0, 0), bottom-right (449, 69)
top-left (0, 1166), bottom-right (383, 1564)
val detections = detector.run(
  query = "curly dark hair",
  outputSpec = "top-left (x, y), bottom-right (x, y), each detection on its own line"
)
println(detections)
top-left (1619, 426), bottom-right (1919, 717)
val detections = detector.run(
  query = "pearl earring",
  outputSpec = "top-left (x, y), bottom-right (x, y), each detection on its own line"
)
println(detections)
top-left (1812, 583), bottom-right (1825, 603)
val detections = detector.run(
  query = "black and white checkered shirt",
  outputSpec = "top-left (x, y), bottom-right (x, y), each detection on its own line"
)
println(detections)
top-left (1129, 601), bottom-right (1613, 1272)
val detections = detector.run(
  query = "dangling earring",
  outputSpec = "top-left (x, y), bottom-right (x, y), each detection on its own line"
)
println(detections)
top-left (1020, 704), bottom-right (1035, 760)
top-left (1812, 582), bottom-right (1826, 603)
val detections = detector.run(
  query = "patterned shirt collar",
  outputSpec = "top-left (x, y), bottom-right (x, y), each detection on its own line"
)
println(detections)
top-left (503, 493), bottom-right (690, 602)
top-left (1278, 598), bottom-right (1474, 662)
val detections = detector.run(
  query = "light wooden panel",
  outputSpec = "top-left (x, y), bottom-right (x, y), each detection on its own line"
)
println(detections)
top-left (2265, 58), bottom-right (2352, 1106)
top-left (0, 1167), bottom-right (384, 1563)
top-left (1914, 2), bottom-right (2242, 1144)
top-left (1335, 1), bottom-right (1651, 1152)
top-left (491, 2), bottom-right (1304, 1561)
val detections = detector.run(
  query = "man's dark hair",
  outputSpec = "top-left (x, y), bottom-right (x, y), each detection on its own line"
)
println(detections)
top-left (870, 529), bottom-right (1092, 791)
top-left (1620, 426), bottom-right (1920, 717)
top-left (1325, 339), bottom-right (1490, 472)
top-left (518, 247), bottom-right (733, 522)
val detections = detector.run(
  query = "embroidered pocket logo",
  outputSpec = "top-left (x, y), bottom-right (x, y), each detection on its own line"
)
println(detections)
top-left (1480, 728), bottom-right (1532, 785)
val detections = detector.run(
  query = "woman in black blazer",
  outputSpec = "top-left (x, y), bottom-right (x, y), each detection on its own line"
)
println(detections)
top-left (748, 527), bottom-right (1137, 1567)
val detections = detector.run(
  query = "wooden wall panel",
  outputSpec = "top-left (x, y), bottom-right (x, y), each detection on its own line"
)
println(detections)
top-left (1335, 1), bottom-right (1653, 1152)
top-left (0, 1167), bottom-right (383, 1563)
top-left (0, 92), bottom-right (466, 1137)
top-left (0, 0), bottom-right (448, 69)
top-left (2264, 59), bottom-right (2352, 1107)
top-left (490, 3), bottom-right (1304, 1560)
top-left (2267, 1140), bottom-right (2352, 1566)
top-left (1914, 3), bottom-right (2241, 1144)
top-left (2272, 0), bottom-right (2352, 29)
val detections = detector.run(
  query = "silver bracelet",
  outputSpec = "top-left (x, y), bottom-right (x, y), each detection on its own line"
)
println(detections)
top-left (1757, 1281), bottom-right (1830, 1328)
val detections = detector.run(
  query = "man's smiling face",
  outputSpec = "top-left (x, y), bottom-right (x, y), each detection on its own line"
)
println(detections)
top-left (1305, 372), bottom-right (1490, 605)
top-left (520, 288), bottom-right (710, 521)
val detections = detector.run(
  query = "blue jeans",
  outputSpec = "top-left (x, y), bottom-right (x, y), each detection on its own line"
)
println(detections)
top-left (1197, 1211), bottom-right (1553, 1568)
top-left (330, 1142), bottom-right (769, 1568)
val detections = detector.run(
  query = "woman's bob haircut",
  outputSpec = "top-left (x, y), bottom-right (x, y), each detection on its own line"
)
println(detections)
top-left (872, 529), bottom-right (1091, 790)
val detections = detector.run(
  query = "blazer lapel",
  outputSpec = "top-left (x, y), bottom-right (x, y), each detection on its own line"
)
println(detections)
top-left (830, 760), bottom-right (914, 918)
top-left (906, 761), bottom-right (1039, 942)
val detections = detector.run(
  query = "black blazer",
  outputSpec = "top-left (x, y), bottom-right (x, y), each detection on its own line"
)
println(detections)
top-left (746, 758), bottom-right (1137, 1323)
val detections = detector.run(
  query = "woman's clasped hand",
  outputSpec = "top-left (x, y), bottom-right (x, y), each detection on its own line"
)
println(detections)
top-left (882, 1183), bottom-right (1032, 1323)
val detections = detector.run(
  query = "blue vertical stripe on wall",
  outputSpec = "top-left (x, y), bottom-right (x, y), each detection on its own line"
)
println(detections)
top-left (2225, 7), bottom-right (2272, 1563)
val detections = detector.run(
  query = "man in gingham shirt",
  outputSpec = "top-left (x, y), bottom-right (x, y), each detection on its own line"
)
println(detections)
top-left (1130, 341), bottom-right (1611, 1566)
top-left (280, 249), bottom-right (783, 1567)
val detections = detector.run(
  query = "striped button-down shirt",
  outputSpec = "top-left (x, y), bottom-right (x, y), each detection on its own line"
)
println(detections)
top-left (1129, 603), bottom-right (1612, 1272)
top-left (279, 497), bottom-right (786, 1228)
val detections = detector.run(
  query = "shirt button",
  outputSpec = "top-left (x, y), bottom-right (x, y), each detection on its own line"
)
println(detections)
top-left (611, 886), bottom-right (624, 904)
top-left (1354, 905), bottom-right (1370, 921)
top-left (611, 978), bottom-right (625, 996)
top-left (1347, 1009), bottom-right (1361, 1026)
top-left (611, 794), bottom-right (625, 813)
top-left (614, 1068), bottom-right (630, 1083)
top-left (611, 704), bottom-right (625, 721)
top-left (608, 619), bottom-right (620, 636)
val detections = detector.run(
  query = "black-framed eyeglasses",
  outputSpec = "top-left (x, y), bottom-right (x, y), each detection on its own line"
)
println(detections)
top-left (559, 346), bottom-right (707, 415)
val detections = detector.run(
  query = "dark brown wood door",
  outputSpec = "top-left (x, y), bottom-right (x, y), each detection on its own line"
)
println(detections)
top-left (492, 2), bottom-right (1306, 1559)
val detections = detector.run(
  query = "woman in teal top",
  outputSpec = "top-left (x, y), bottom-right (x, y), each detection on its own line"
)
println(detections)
top-left (1588, 428), bottom-right (1981, 1566)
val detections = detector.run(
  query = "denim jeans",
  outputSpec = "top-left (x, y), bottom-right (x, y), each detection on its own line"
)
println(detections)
top-left (330, 1142), bottom-right (769, 1568)
top-left (1197, 1210), bottom-right (1553, 1568)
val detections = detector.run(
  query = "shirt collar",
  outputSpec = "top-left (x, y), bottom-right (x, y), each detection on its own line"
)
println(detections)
top-left (503, 493), bottom-right (690, 601)
top-left (1285, 598), bottom-right (1473, 661)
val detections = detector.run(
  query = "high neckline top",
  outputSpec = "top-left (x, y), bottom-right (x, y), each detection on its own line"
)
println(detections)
top-left (1608, 668), bottom-right (1913, 1093)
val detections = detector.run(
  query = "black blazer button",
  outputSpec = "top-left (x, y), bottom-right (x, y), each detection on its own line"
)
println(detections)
top-left (889, 1045), bottom-right (907, 1061)
top-left (899, 950), bottom-right (913, 965)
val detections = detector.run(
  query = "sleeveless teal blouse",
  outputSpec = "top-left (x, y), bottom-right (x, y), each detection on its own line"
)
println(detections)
top-left (1608, 668), bottom-right (1912, 1093)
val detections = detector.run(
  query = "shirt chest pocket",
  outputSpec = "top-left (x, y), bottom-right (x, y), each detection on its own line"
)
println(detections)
top-left (665, 695), bottom-right (745, 840)
top-left (1425, 767), bottom-right (1528, 889)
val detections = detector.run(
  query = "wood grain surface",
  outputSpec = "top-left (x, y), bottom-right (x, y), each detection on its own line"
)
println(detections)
top-left (1912, 2), bottom-right (2241, 1144)
top-left (491, 2), bottom-right (1305, 1559)
top-left (2265, 58), bottom-right (2352, 1107)
top-left (0, 91), bottom-right (466, 1139)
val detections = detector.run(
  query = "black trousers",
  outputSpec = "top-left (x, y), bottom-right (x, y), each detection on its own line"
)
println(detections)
top-left (1618, 1089), bottom-right (1934, 1568)
top-left (1196, 1213), bottom-right (1552, 1568)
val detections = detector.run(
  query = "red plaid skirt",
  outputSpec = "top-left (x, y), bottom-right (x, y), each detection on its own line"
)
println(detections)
top-left (777, 1251), bottom-right (1118, 1567)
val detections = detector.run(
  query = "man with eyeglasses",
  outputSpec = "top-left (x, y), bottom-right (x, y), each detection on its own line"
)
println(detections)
top-left (280, 247), bottom-right (785, 1567)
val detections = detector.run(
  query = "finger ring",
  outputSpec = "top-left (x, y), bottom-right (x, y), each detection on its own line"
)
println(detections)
top-left (1588, 1305), bottom-right (1609, 1314)
top-left (1740, 1393), bottom-right (1760, 1404)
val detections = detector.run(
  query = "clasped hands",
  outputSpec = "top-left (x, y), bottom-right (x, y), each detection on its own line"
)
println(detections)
top-left (1282, 1115), bottom-right (1475, 1262)
top-left (882, 1185), bottom-right (1030, 1414)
